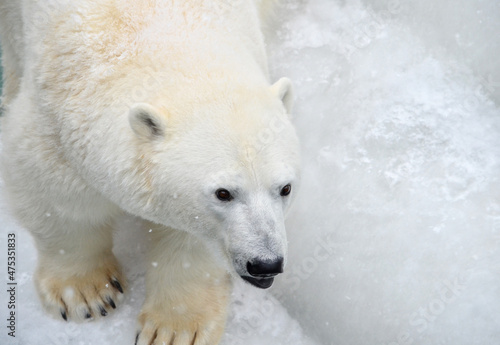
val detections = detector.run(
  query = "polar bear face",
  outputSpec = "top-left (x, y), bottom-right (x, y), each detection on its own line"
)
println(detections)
top-left (129, 78), bottom-right (300, 288)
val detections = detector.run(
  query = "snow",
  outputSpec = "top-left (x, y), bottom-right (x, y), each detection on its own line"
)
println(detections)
top-left (268, 1), bottom-right (500, 344)
top-left (1, 0), bottom-right (500, 344)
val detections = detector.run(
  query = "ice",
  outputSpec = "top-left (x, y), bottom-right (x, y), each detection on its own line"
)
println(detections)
top-left (266, 1), bottom-right (500, 344)
top-left (1, 0), bottom-right (500, 344)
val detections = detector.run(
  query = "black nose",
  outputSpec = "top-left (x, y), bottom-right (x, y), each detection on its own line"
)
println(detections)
top-left (247, 257), bottom-right (284, 278)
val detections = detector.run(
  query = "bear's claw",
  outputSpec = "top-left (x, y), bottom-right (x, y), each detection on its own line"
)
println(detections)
top-left (107, 296), bottom-right (116, 309)
top-left (112, 279), bottom-right (124, 294)
top-left (99, 305), bottom-right (108, 317)
top-left (34, 254), bottom-right (125, 322)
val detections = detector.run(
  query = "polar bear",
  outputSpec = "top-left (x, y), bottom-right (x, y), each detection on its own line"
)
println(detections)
top-left (0, 1), bottom-right (300, 344)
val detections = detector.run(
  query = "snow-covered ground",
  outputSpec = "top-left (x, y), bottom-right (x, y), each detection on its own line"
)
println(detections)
top-left (1, 0), bottom-right (500, 344)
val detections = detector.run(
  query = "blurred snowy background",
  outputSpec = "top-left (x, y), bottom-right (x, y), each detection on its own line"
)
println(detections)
top-left (1, 0), bottom-right (500, 344)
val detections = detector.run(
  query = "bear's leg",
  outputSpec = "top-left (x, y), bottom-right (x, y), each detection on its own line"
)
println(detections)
top-left (32, 216), bottom-right (126, 322)
top-left (136, 226), bottom-right (231, 345)
top-left (0, 1), bottom-right (23, 106)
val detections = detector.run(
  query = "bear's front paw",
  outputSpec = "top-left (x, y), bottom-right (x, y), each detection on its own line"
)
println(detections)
top-left (35, 254), bottom-right (125, 322)
top-left (136, 297), bottom-right (227, 345)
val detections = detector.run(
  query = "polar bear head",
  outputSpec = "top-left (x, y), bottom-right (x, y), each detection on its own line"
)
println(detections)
top-left (128, 78), bottom-right (300, 289)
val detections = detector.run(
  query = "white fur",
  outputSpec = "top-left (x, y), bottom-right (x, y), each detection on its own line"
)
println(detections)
top-left (0, 1), bottom-right (300, 343)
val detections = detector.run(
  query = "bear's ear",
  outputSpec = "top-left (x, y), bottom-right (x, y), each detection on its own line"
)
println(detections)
top-left (129, 103), bottom-right (167, 140)
top-left (271, 77), bottom-right (294, 115)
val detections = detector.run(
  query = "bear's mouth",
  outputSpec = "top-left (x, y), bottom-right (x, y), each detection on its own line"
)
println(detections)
top-left (240, 275), bottom-right (275, 289)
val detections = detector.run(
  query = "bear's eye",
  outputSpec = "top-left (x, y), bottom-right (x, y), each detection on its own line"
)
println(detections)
top-left (280, 184), bottom-right (292, 196)
top-left (216, 188), bottom-right (233, 202)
